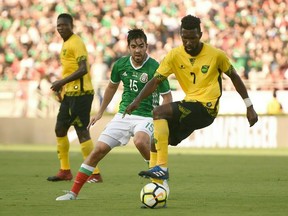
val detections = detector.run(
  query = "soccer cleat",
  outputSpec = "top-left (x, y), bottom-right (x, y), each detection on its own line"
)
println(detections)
top-left (86, 173), bottom-right (103, 183)
top-left (47, 169), bottom-right (73, 181)
top-left (139, 166), bottom-right (169, 180)
top-left (56, 191), bottom-right (76, 201)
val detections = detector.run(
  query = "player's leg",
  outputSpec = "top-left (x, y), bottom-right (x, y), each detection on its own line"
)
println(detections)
top-left (74, 94), bottom-right (103, 183)
top-left (76, 128), bottom-right (103, 183)
top-left (56, 140), bottom-right (112, 200)
top-left (131, 115), bottom-right (154, 163)
top-left (70, 141), bottom-right (111, 195)
top-left (149, 141), bottom-right (157, 168)
top-left (133, 131), bottom-right (151, 161)
top-left (138, 119), bottom-right (169, 179)
top-left (47, 97), bottom-right (72, 181)
top-left (138, 103), bottom-right (173, 180)
top-left (149, 140), bottom-right (169, 194)
top-left (56, 114), bottom-right (130, 200)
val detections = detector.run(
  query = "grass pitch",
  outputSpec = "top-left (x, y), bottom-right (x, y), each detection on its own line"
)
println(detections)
top-left (0, 145), bottom-right (288, 216)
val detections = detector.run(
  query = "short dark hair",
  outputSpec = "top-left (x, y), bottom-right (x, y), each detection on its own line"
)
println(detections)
top-left (57, 13), bottom-right (73, 26)
top-left (181, 15), bottom-right (201, 32)
top-left (127, 28), bottom-right (147, 45)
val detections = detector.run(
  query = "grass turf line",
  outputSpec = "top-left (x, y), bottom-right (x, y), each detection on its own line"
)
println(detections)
top-left (0, 145), bottom-right (288, 216)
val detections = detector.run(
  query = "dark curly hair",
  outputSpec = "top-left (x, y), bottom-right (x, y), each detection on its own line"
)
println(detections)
top-left (181, 15), bottom-right (201, 32)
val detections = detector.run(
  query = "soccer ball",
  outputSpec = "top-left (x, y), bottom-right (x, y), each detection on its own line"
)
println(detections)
top-left (140, 182), bottom-right (167, 208)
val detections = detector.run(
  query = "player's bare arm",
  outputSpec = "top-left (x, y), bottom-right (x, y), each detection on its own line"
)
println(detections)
top-left (161, 92), bottom-right (173, 105)
top-left (51, 59), bottom-right (87, 92)
top-left (88, 82), bottom-right (119, 129)
top-left (226, 66), bottom-right (258, 127)
top-left (124, 74), bottom-right (164, 116)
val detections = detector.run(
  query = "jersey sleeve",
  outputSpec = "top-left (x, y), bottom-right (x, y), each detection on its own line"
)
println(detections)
top-left (218, 51), bottom-right (233, 76)
top-left (74, 37), bottom-right (88, 63)
top-left (110, 61), bottom-right (121, 84)
top-left (156, 50), bottom-right (175, 78)
top-left (158, 79), bottom-right (171, 95)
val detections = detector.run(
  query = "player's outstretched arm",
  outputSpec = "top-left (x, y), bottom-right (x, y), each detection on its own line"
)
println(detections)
top-left (88, 81), bottom-right (119, 129)
top-left (124, 77), bottom-right (161, 117)
top-left (227, 68), bottom-right (258, 127)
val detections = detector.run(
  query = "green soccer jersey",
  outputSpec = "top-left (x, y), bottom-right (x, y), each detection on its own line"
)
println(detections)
top-left (111, 56), bottom-right (170, 117)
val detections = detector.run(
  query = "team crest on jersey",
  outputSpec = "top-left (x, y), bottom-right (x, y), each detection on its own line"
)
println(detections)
top-left (189, 58), bottom-right (196, 66)
top-left (140, 73), bottom-right (148, 83)
top-left (201, 65), bottom-right (209, 73)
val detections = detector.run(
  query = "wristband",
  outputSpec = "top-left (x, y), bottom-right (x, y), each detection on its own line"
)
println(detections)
top-left (244, 98), bottom-right (253, 108)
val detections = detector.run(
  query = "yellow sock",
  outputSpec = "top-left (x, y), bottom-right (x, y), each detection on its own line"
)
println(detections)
top-left (150, 146), bottom-right (163, 184)
top-left (154, 119), bottom-right (169, 168)
top-left (149, 151), bottom-right (157, 168)
top-left (80, 139), bottom-right (101, 175)
top-left (57, 136), bottom-right (70, 170)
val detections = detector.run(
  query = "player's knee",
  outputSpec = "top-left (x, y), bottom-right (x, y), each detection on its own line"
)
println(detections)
top-left (152, 107), bottom-right (162, 119)
top-left (134, 138), bottom-right (149, 150)
top-left (153, 106), bottom-right (171, 120)
top-left (55, 127), bottom-right (67, 137)
top-left (76, 129), bottom-right (91, 142)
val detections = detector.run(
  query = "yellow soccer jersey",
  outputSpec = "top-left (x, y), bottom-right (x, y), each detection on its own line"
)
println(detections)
top-left (156, 43), bottom-right (232, 116)
top-left (60, 34), bottom-right (94, 95)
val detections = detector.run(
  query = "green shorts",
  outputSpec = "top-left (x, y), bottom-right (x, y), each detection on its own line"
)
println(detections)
top-left (168, 101), bottom-right (215, 146)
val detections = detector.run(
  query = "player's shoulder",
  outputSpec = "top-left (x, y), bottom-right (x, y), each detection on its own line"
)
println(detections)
top-left (70, 34), bottom-right (83, 42)
top-left (114, 56), bottom-right (130, 65)
top-left (66, 34), bottom-right (85, 48)
top-left (146, 56), bottom-right (159, 67)
top-left (165, 45), bottom-right (184, 58)
top-left (203, 43), bottom-right (226, 56)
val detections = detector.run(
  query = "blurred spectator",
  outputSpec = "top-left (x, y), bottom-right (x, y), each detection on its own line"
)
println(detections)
top-left (267, 89), bottom-right (283, 114)
top-left (0, 0), bottom-right (287, 92)
top-left (267, 89), bottom-right (283, 115)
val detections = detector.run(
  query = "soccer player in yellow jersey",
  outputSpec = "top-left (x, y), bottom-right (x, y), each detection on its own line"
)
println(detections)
top-left (47, 13), bottom-right (102, 183)
top-left (124, 15), bottom-right (258, 182)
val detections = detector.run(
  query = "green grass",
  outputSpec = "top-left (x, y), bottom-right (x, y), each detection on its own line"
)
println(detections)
top-left (0, 145), bottom-right (288, 216)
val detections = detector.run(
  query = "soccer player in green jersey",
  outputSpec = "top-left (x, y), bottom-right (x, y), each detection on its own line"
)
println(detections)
top-left (55, 28), bottom-right (172, 200)
top-left (47, 13), bottom-right (102, 183)
top-left (124, 15), bottom-right (258, 182)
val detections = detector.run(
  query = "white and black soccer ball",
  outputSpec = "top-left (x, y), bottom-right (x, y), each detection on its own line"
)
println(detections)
top-left (140, 182), bottom-right (167, 208)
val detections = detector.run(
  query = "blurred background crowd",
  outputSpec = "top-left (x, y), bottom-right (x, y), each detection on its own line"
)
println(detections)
top-left (0, 0), bottom-right (287, 117)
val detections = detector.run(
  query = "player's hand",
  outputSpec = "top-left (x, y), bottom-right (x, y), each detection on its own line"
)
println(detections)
top-left (246, 106), bottom-right (258, 127)
top-left (123, 99), bottom-right (140, 118)
top-left (51, 80), bottom-right (64, 92)
top-left (87, 113), bottom-right (103, 129)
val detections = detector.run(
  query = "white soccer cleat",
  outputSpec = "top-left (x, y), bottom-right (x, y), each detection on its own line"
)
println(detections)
top-left (56, 191), bottom-right (76, 201)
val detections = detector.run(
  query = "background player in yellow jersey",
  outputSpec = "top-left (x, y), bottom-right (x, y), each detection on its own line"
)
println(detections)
top-left (47, 13), bottom-right (102, 183)
top-left (124, 15), bottom-right (258, 182)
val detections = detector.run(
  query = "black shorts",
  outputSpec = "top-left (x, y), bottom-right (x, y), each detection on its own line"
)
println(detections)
top-left (56, 94), bottom-right (93, 130)
top-left (167, 101), bottom-right (215, 146)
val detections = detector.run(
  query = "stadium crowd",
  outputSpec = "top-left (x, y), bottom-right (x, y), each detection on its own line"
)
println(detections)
top-left (0, 0), bottom-right (287, 92)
